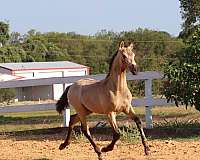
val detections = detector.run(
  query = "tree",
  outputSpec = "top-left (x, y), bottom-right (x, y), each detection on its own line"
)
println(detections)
top-left (22, 39), bottom-right (47, 62)
top-left (27, 29), bottom-right (36, 36)
top-left (10, 32), bottom-right (21, 44)
top-left (45, 43), bottom-right (71, 61)
top-left (179, 0), bottom-right (200, 39)
top-left (0, 21), bottom-right (9, 45)
top-left (164, 26), bottom-right (200, 111)
top-left (0, 88), bottom-right (16, 104)
top-left (0, 45), bottom-right (27, 62)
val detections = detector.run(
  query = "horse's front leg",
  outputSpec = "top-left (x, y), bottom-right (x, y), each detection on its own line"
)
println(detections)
top-left (101, 112), bottom-right (120, 152)
top-left (124, 106), bottom-right (150, 155)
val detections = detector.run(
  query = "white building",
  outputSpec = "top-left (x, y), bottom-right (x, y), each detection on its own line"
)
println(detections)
top-left (0, 61), bottom-right (89, 101)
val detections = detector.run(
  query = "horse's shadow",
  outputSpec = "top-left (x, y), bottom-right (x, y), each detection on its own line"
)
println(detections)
top-left (0, 126), bottom-right (114, 141)
top-left (1, 124), bottom-right (200, 142)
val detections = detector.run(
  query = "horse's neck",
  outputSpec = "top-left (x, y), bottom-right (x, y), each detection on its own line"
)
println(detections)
top-left (106, 62), bottom-right (128, 92)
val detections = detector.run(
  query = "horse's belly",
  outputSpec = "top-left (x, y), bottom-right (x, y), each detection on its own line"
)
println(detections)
top-left (81, 95), bottom-right (109, 114)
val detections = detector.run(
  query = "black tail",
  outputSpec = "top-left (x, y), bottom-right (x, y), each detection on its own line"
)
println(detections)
top-left (56, 85), bottom-right (71, 114)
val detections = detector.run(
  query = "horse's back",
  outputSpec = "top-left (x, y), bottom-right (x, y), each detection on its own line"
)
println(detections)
top-left (68, 78), bottom-right (111, 114)
top-left (76, 78), bottom-right (98, 85)
top-left (67, 78), bottom-right (99, 113)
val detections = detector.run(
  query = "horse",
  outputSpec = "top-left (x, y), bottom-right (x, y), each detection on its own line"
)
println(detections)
top-left (56, 41), bottom-right (150, 159)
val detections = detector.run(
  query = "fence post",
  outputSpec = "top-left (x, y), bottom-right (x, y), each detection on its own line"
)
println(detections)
top-left (63, 108), bottom-right (70, 127)
top-left (145, 79), bottom-right (153, 129)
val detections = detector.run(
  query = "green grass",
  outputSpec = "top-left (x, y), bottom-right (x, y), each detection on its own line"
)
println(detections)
top-left (0, 105), bottom-right (200, 141)
top-left (0, 110), bottom-right (58, 118)
top-left (0, 110), bottom-right (62, 132)
top-left (119, 126), bottom-right (140, 143)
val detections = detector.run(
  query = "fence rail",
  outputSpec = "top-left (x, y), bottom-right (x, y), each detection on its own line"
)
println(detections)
top-left (0, 71), bottom-right (173, 129)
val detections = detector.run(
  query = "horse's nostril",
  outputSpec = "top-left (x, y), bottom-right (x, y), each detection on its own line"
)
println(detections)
top-left (129, 64), bottom-right (138, 75)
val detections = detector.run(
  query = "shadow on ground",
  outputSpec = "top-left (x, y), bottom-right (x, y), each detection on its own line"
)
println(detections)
top-left (1, 123), bottom-right (200, 142)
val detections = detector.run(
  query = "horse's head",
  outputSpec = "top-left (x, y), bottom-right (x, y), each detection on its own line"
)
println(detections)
top-left (118, 41), bottom-right (138, 75)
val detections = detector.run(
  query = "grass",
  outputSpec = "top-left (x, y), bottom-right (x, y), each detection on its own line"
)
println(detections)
top-left (0, 105), bottom-right (200, 141)
top-left (119, 126), bottom-right (140, 143)
top-left (0, 110), bottom-right (62, 132)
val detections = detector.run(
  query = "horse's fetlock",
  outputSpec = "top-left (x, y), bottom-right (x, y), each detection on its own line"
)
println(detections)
top-left (95, 146), bottom-right (102, 154)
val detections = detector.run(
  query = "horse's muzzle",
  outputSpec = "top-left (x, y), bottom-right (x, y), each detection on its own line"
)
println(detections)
top-left (129, 64), bottom-right (138, 75)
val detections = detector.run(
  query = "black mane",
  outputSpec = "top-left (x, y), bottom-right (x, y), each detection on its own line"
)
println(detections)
top-left (106, 51), bottom-right (118, 78)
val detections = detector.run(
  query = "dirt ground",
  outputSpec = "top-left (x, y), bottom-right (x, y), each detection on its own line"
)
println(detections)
top-left (0, 133), bottom-right (200, 160)
top-left (1, 105), bottom-right (200, 160)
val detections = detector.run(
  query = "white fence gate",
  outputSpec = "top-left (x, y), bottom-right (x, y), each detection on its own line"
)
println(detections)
top-left (0, 71), bottom-right (174, 129)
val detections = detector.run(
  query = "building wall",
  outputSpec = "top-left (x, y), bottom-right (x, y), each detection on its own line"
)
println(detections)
top-left (63, 68), bottom-right (87, 77)
top-left (14, 70), bottom-right (63, 79)
top-left (14, 68), bottom-right (88, 101)
top-left (16, 85), bottom-right (53, 101)
top-left (16, 87), bottom-right (33, 101)
top-left (14, 72), bottom-right (34, 79)
top-left (0, 67), bottom-right (12, 74)
top-left (32, 85), bottom-right (53, 100)
top-left (14, 68), bottom-right (88, 78)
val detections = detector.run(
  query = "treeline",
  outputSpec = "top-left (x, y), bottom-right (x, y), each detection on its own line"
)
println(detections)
top-left (0, 22), bottom-right (185, 101)
top-left (0, 22), bottom-right (185, 74)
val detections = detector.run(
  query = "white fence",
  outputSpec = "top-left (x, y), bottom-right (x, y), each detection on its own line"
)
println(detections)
top-left (0, 71), bottom-right (174, 129)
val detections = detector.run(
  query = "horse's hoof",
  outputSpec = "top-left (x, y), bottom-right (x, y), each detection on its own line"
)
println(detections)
top-left (101, 145), bottom-right (113, 152)
top-left (59, 143), bottom-right (66, 150)
top-left (98, 155), bottom-right (105, 160)
top-left (101, 146), bottom-right (112, 152)
top-left (145, 146), bottom-right (151, 155)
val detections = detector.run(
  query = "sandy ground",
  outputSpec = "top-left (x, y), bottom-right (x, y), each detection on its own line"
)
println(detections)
top-left (0, 134), bottom-right (200, 160)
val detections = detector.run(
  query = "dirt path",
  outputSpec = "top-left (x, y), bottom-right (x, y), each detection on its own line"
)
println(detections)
top-left (0, 135), bottom-right (200, 160)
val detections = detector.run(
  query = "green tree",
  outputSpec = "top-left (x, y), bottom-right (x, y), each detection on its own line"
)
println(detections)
top-left (179, 0), bottom-right (200, 39)
top-left (164, 26), bottom-right (200, 111)
top-left (0, 21), bottom-right (9, 45)
top-left (0, 88), bottom-right (16, 104)
top-left (10, 32), bottom-right (21, 44)
top-left (45, 43), bottom-right (71, 61)
top-left (0, 45), bottom-right (27, 62)
top-left (22, 39), bottom-right (47, 61)
top-left (109, 29), bottom-right (184, 72)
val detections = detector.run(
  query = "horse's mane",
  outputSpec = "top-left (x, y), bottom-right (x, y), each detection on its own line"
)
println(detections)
top-left (106, 42), bottom-right (131, 78)
top-left (106, 51), bottom-right (118, 78)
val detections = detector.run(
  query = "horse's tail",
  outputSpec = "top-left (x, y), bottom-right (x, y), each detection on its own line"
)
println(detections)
top-left (56, 85), bottom-right (71, 114)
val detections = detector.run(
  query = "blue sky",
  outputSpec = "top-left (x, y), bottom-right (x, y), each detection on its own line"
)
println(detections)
top-left (0, 0), bottom-right (182, 36)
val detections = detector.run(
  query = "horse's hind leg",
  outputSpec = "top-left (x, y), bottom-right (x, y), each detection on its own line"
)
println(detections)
top-left (79, 116), bottom-right (103, 160)
top-left (101, 112), bottom-right (120, 152)
top-left (124, 106), bottom-right (150, 155)
top-left (59, 114), bottom-right (80, 150)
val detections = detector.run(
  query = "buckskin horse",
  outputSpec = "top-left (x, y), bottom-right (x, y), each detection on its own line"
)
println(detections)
top-left (56, 41), bottom-right (150, 159)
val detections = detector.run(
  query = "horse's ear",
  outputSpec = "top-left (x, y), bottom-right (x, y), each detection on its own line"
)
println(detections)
top-left (129, 43), bottom-right (134, 50)
top-left (119, 41), bottom-right (125, 49)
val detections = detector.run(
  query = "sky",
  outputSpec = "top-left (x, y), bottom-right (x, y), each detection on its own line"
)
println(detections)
top-left (0, 0), bottom-right (183, 36)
